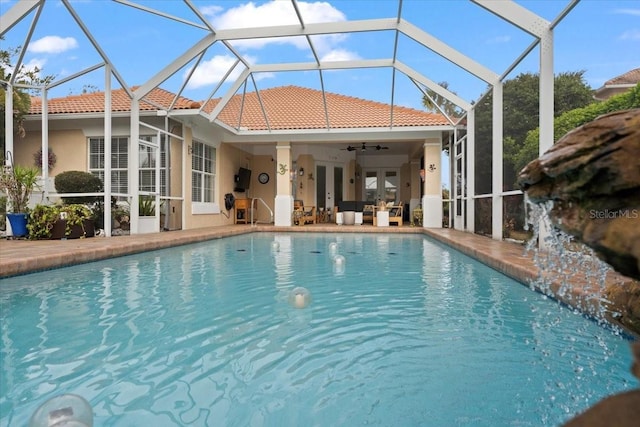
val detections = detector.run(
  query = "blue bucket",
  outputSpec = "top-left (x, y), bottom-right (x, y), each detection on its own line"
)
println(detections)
top-left (7, 213), bottom-right (28, 237)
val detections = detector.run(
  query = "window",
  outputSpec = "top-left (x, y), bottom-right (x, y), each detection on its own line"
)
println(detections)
top-left (89, 137), bottom-right (128, 194)
top-left (191, 140), bottom-right (216, 203)
top-left (139, 135), bottom-right (167, 196)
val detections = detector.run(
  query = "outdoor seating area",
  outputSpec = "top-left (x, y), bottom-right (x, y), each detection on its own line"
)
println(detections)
top-left (293, 200), bottom-right (316, 225)
top-left (373, 202), bottom-right (404, 226)
top-left (329, 200), bottom-right (406, 227)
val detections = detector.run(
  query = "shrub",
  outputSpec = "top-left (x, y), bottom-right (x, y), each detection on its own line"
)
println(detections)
top-left (54, 171), bottom-right (103, 204)
top-left (520, 83), bottom-right (640, 173)
top-left (28, 203), bottom-right (94, 239)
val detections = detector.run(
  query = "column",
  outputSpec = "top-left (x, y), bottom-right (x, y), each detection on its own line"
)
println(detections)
top-left (421, 138), bottom-right (442, 228)
top-left (466, 108), bottom-right (475, 233)
top-left (491, 82), bottom-right (503, 240)
top-left (274, 142), bottom-right (293, 226)
top-left (538, 28), bottom-right (554, 249)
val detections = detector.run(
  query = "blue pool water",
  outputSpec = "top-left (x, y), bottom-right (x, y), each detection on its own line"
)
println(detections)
top-left (0, 233), bottom-right (635, 426)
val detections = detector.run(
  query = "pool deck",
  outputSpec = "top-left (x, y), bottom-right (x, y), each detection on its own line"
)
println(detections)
top-left (0, 223), bottom-right (636, 335)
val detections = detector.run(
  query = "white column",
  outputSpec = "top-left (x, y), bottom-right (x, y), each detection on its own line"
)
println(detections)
top-left (421, 138), bottom-right (443, 228)
top-left (41, 88), bottom-right (49, 199)
top-left (274, 142), bottom-right (293, 226)
top-left (466, 109), bottom-right (475, 233)
top-left (538, 28), bottom-right (554, 248)
top-left (4, 84), bottom-right (14, 236)
top-left (451, 130), bottom-right (461, 230)
top-left (129, 99), bottom-right (140, 234)
top-left (491, 83), bottom-right (503, 240)
top-left (103, 65), bottom-right (112, 237)
top-left (4, 84), bottom-right (13, 166)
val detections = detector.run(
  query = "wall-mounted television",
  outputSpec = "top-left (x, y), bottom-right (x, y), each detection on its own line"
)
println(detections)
top-left (234, 167), bottom-right (252, 192)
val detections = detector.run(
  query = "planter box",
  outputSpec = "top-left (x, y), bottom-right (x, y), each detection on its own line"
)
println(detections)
top-left (138, 216), bottom-right (159, 234)
top-left (50, 219), bottom-right (95, 239)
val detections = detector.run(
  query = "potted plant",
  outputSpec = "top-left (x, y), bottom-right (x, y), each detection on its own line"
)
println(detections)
top-left (138, 195), bottom-right (158, 233)
top-left (0, 164), bottom-right (40, 237)
top-left (28, 203), bottom-right (95, 239)
top-left (54, 170), bottom-right (102, 234)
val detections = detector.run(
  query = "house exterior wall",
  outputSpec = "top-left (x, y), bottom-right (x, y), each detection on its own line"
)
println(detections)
top-left (12, 114), bottom-right (431, 232)
top-left (400, 161), bottom-right (411, 203)
top-left (294, 154), bottom-right (314, 207)
top-left (14, 117), bottom-right (250, 232)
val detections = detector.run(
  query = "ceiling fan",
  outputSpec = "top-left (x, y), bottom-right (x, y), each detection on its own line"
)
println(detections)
top-left (342, 142), bottom-right (389, 151)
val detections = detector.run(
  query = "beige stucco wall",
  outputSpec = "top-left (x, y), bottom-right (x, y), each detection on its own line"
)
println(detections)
top-left (249, 155), bottom-right (277, 223)
top-left (165, 127), bottom-right (183, 230)
top-left (294, 154), bottom-right (314, 206)
top-left (423, 139), bottom-right (442, 196)
top-left (16, 129), bottom-right (87, 178)
top-left (12, 116), bottom-right (426, 232)
top-left (400, 161), bottom-right (411, 203)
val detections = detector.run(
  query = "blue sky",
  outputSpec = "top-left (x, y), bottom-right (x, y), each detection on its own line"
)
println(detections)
top-left (1, 0), bottom-right (639, 110)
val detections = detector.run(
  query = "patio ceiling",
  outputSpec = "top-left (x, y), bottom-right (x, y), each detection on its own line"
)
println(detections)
top-left (1, 0), bottom-right (579, 152)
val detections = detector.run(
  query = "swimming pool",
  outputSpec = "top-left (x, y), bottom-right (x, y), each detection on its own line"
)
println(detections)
top-left (0, 233), bottom-right (634, 426)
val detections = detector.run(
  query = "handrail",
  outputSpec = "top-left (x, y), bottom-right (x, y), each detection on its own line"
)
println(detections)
top-left (251, 197), bottom-right (274, 226)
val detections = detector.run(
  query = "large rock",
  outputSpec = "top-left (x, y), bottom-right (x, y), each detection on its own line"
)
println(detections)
top-left (518, 109), bottom-right (640, 427)
top-left (518, 109), bottom-right (640, 281)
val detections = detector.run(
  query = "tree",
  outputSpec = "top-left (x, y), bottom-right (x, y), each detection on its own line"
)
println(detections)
top-left (421, 81), bottom-right (462, 118)
top-left (0, 40), bottom-right (55, 163)
top-left (521, 82), bottom-right (640, 173)
top-left (473, 71), bottom-right (595, 191)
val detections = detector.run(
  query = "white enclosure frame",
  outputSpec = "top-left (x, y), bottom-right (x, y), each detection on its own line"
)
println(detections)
top-left (1, 0), bottom-right (580, 241)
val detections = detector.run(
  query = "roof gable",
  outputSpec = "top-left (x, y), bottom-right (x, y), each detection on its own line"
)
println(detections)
top-left (29, 85), bottom-right (449, 130)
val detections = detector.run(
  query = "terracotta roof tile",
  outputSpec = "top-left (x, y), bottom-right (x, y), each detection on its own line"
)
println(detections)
top-left (29, 87), bottom-right (199, 115)
top-left (604, 68), bottom-right (640, 86)
top-left (209, 86), bottom-right (449, 130)
top-left (30, 85), bottom-right (449, 130)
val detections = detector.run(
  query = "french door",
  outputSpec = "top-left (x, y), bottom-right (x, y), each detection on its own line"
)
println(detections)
top-left (316, 163), bottom-right (344, 213)
top-left (364, 169), bottom-right (399, 203)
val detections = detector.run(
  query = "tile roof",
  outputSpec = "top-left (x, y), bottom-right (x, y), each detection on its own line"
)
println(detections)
top-left (29, 85), bottom-right (449, 130)
top-left (29, 87), bottom-right (199, 115)
top-left (206, 85), bottom-right (449, 129)
top-left (593, 67), bottom-right (640, 101)
top-left (603, 68), bottom-right (640, 86)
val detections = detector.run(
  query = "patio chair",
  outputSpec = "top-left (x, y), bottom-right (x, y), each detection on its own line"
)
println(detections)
top-left (294, 200), bottom-right (316, 225)
top-left (388, 202), bottom-right (403, 226)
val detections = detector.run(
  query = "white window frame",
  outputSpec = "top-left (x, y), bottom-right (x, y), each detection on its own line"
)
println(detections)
top-left (139, 135), bottom-right (167, 196)
top-left (191, 140), bottom-right (219, 214)
top-left (88, 136), bottom-right (129, 196)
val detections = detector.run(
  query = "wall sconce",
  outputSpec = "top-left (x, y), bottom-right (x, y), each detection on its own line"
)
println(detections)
top-left (419, 169), bottom-right (425, 181)
top-left (299, 168), bottom-right (304, 176)
top-left (187, 145), bottom-right (193, 155)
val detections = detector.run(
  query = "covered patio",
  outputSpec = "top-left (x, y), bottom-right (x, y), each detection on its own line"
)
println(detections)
top-left (1, 0), bottom-right (579, 241)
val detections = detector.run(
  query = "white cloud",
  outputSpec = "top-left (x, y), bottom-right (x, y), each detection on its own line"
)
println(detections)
top-left (320, 49), bottom-right (360, 62)
top-left (486, 35), bottom-right (511, 44)
top-left (24, 58), bottom-right (47, 71)
top-left (619, 29), bottom-right (640, 41)
top-left (28, 36), bottom-right (78, 54)
top-left (186, 55), bottom-right (246, 89)
top-left (252, 72), bottom-right (276, 82)
top-left (613, 8), bottom-right (640, 16)
top-left (201, 1), bottom-right (347, 54)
